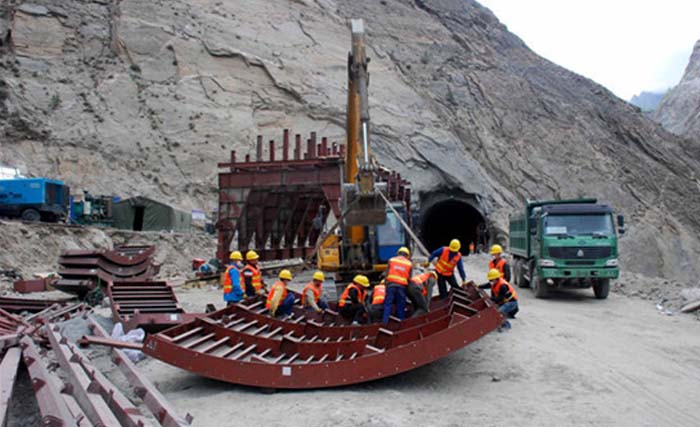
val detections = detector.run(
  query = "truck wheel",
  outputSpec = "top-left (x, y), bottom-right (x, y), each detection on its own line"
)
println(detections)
top-left (593, 279), bottom-right (610, 299)
top-left (531, 271), bottom-right (548, 298)
top-left (21, 209), bottom-right (41, 222)
top-left (515, 259), bottom-right (529, 288)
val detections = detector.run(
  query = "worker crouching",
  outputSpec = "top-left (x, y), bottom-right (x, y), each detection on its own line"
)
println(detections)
top-left (368, 280), bottom-right (386, 322)
top-left (223, 251), bottom-right (244, 305)
top-left (481, 269), bottom-right (519, 330)
top-left (266, 269), bottom-right (295, 317)
top-left (407, 271), bottom-right (436, 317)
top-left (243, 250), bottom-right (266, 297)
top-left (339, 275), bottom-right (370, 324)
top-left (382, 247), bottom-right (413, 324)
top-left (301, 271), bottom-right (329, 313)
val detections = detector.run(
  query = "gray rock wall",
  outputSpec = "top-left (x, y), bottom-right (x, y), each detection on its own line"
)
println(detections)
top-left (1, 0), bottom-right (700, 283)
top-left (654, 40), bottom-right (700, 138)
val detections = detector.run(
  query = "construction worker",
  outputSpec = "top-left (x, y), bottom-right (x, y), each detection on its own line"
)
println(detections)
top-left (480, 269), bottom-right (519, 330)
top-left (242, 250), bottom-right (265, 297)
top-left (266, 269), bottom-right (295, 317)
top-left (339, 275), bottom-right (369, 324)
top-left (382, 247), bottom-right (413, 323)
top-left (428, 239), bottom-right (467, 299)
top-left (301, 271), bottom-right (328, 313)
top-left (368, 280), bottom-right (386, 322)
top-left (468, 241), bottom-right (475, 255)
top-left (223, 251), bottom-right (244, 305)
top-left (407, 271), bottom-right (436, 316)
top-left (489, 244), bottom-right (511, 282)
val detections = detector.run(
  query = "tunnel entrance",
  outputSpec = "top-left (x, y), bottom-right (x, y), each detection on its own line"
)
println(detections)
top-left (420, 197), bottom-right (487, 255)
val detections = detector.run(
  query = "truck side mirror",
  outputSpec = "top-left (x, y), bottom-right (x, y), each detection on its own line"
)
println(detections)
top-left (617, 214), bottom-right (624, 227)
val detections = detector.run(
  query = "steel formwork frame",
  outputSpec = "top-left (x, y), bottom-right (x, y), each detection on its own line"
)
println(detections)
top-left (217, 130), bottom-right (344, 263)
top-left (216, 129), bottom-right (413, 264)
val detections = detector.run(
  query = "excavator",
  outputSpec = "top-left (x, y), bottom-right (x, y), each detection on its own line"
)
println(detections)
top-left (317, 19), bottom-right (412, 285)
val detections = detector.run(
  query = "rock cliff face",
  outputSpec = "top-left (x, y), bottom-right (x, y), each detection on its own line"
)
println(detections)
top-left (1, 0), bottom-right (700, 283)
top-left (654, 40), bottom-right (700, 139)
top-left (630, 91), bottom-right (665, 113)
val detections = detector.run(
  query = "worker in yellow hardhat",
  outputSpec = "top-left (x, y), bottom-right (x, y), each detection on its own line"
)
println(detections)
top-left (301, 271), bottom-right (328, 313)
top-left (428, 239), bottom-right (467, 299)
top-left (407, 271), bottom-right (437, 316)
top-left (479, 268), bottom-right (519, 330)
top-left (242, 250), bottom-right (265, 296)
top-left (266, 269), bottom-right (295, 317)
top-left (382, 247), bottom-right (413, 323)
top-left (368, 279), bottom-right (386, 323)
top-left (223, 251), bottom-right (244, 305)
top-left (489, 244), bottom-right (511, 282)
top-left (339, 274), bottom-right (370, 324)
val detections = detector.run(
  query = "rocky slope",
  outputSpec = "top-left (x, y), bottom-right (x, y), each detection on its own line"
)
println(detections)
top-left (630, 91), bottom-right (665, 112)
top-left (1, 0), bottom-right (700, 284)
top-left (654, 39), bottom-right (700, 139)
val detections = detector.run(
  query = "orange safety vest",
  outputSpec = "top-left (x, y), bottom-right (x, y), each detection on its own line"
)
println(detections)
top-left (338, 283), bottom-right (365, 308)
top-left (410, 272), bottom-right (433, 297)
top-left (243, 264), bottom-right (263, 291)
top-left (371, 285), bottom-right (386, 305)
top-left (223, 265), bottom-right (243, 294)
top-left (492, 278), bottom-right (518, 302)
top-left (489, 257), bottom-right (507, 278)
top-left (386, 256), bottom-right (412, 286)
top-left (265, 281), bottom-right (288, 310)
top-left (435, 247), bottom-right (461, 276)
top-left (301, 282), bottom-right (322, 306)
top-left (469, 243), bottom-right (475, 252)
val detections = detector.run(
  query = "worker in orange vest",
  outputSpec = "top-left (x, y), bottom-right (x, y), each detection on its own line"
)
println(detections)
top-left (407, 271), bottom-right (436, 316)
top-left (428, 239), bottom-right (467, 299)
top-left (368, 280), bottom-right (386, 322)
top-left (301, 271), bottom-right (328, 313)
top-left (468, 241), bottom-right (475, 255)
top-left (223, 251), bottom-right (244, 305)
top-left (489, 244), bottom-right (511, 282)
top-left (339, 275), bottom-right (370, 324)
top-left (382, 247), bottom-right (413, 323)
top-left (266, 269), bottom-right (295, 317)
top-left (242, 250), bottom-right (266, 297)
top-left (480, 269), bottom-right (519, 330)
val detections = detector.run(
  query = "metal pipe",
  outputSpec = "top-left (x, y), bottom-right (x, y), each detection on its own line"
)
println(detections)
top-left (362, 122), bottom-right (369, 164)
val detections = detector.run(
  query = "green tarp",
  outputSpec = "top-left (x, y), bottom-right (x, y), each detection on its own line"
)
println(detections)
top-left (112, 196), bottom-right (191, 232)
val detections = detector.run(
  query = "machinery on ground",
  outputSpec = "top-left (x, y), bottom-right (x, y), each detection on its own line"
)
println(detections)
top-left (509, 198), bottom-right (624, 299)
top-left (70, 191), bottom-right (115, 226)
top-left (0, 177), bottom-right (70, 222)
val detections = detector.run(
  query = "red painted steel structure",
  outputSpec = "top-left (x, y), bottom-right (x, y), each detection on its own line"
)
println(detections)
top-left (0, 347), bottom-right (21, 426)
top-left (216, 129), bottom-right (412, 264)
top-left (143, 285), bottom-right (502, 389)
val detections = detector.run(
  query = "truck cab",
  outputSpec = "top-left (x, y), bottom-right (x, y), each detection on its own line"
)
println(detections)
top-left (0, 178), bottom-right (70, 222)
top-left (509, 199), bottom-right (622, 299)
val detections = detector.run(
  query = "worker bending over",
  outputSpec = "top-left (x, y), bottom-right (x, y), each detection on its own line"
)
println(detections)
top-left (429, 239), bottom-right (467, 299)
top-left (480, 269), bottom-right (519, 330)
top-left (368, 280), bottom-right (386, 322)
top-left (382, 247), bottom-right (413, 323)
top-left (339, 275), bottom-right (370, 324)
top-left (489, 244), bottom-right (511, 281)
top-left (301, 271), bottom-right (329, 313)
top-left (242, 250), bottom-right (265, 297)
top-left (407, 271), bottom-right (436, 316)
top-left (223, 251), bottom-right (244, 305)
top-left (266, 269), bottom-right (295, 317)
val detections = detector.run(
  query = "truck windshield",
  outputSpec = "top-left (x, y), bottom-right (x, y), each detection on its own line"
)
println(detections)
top-left (544, 214), bottom-right (614, 237)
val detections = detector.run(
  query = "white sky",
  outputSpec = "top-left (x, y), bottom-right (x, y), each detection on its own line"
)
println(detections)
top-left (477, 0), bottom-right (700, 100)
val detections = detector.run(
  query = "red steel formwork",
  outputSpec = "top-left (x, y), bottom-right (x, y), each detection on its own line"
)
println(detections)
top-left (216, 129), bottom-right (412, 264)
top-left (143, 285), bottom-right (502, 389)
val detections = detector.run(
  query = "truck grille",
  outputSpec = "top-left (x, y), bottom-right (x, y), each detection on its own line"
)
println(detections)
top-left (548, 247), bottom-right (612, 259)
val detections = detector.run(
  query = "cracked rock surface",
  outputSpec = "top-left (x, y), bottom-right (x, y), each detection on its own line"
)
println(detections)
top-left (1, 0), bottom-right (700, 284)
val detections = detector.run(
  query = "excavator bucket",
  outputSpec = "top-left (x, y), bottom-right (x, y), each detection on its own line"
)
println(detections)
top-left (343, 183), bottom-right (387, 226)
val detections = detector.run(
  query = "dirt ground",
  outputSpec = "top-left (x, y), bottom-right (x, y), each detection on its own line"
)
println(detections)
top-left (105, 254), bottom-right (698, 427)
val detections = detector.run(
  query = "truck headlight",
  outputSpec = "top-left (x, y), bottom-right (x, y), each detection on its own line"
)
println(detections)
top-left (605, 258), bottom-right (618, 267)
top-left (539, 259), bottom-right (555, 267)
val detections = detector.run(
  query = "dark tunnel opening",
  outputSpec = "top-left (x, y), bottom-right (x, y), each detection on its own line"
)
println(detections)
top-left (420, 199), bottom-right (487, 255)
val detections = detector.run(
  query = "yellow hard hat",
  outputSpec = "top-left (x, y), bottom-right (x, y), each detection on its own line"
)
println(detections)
top-left (312, 271), bottom-right (325, 282)
top-left (279, 269), bottom-right (293, 281)
top-left (229, 251), bottom-right (243, 261)
top-left (353, 275), bottom-right (370, 287)
top-left (490, 244), bottom-right (503, 255)
top-left (487, 268), bottom-right (501, 281)
top-left (398, 247), bottom-right (410, 256)
top-left (246, 250), bottom-right (259, 261)
top-left (449, 239), bottom-right (461, 252)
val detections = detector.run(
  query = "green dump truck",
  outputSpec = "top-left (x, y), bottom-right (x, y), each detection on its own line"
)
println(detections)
top-left (509, 199), bottom-right (624, 299)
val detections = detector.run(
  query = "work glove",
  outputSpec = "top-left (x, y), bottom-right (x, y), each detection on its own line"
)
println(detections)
top-left (315, 307), bottom-right (322, 313)
top-left (422, 261), bottom-right (430, 268)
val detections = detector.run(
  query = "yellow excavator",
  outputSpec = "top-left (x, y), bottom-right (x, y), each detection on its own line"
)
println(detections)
top-left (317, 19), bottom-right (412, 282)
